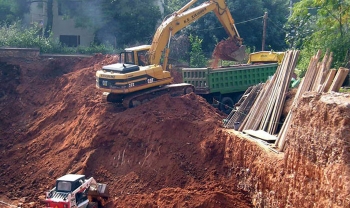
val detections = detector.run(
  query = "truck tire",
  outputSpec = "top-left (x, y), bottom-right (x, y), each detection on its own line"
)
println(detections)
top-left (184, 86), bottom-right (194, 94)
top-left (220, 97), bottom-right (234, 114)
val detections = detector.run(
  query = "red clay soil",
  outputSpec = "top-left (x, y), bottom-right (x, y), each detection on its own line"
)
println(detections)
top-left (224, 92), bottom-right (350, 208)
top-left (0, 55), bottom-right (252, 207)
top-left (1, 54), bottom-right (349, 208)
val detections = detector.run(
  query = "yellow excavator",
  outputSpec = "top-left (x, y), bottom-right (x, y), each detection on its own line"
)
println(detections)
top-left (96, 0), bottom-right (246, 108)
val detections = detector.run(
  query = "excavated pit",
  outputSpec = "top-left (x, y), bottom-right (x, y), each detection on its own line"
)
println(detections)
top-left (0, 55), bottom-right (349, 207)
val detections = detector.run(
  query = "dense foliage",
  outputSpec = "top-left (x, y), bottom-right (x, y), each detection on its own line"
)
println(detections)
top-left (0, 0), bottom-right (289, 54)
top-left (0, 21), bottom-right (116, 54)
top-left (165, 0), bottom-right (289, 55)
top-left (1, 0), bottom-right (349, 81)
top-left (63, 0), bottom-right (162, 47)
top-left (0, 0), bottom-right (29, 25)
top-left (286, 0), bottom-right (350, 76)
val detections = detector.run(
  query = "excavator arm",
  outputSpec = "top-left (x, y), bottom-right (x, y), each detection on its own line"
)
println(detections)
top-left (148, 0), bottom-right (245, 67)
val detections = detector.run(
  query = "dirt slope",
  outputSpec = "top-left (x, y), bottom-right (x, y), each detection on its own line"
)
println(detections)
top-left (223, 92), bottom-right (350, 208)
top-left (0, 55), bottom-right (252, 207)
top-left (1, 55), bottom-right (349, 208)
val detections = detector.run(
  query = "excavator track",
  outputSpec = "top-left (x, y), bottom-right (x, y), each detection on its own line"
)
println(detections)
top-left (105, 83), bottom-right (194, 108)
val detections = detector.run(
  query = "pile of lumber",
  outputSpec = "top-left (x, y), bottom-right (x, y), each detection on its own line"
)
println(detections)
top-left (275, 50), bottom-right (349, 151)
top-left (230, 50), bottom-right (300, 134)
top-left (224, 84), bottom-right (263, 129)
top-left (225, 49), bottom-right (349, 152)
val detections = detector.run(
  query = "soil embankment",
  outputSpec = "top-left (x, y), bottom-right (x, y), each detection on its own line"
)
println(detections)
top-left (0, 55), bottom-right (349, 207)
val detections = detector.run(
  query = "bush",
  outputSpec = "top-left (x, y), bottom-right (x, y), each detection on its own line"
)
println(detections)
top-left (189, 34), bottom-right (207, 67)
top-left (0, 21), bottom-right (117, 55)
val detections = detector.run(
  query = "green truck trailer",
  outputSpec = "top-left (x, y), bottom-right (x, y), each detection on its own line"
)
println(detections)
top-left (182, 63), bottom-right (278, 114)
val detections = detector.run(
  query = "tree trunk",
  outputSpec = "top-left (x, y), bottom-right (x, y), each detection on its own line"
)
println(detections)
top-left (44, 0), bottom-right (53, 38)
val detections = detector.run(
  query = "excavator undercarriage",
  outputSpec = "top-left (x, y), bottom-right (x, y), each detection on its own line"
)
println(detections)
top-left (104, 83), bottom-right (194, 108)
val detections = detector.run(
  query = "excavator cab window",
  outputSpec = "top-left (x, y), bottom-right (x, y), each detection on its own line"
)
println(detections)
top-left (137, 50), bottom-right (148, 66)
top-left (120, 52), bottom-right (135, 65)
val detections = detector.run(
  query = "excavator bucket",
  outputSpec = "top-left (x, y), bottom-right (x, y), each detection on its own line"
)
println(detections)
top-left (88, 183), bottom-right (109, 206)
top-left (212, 37), bottom-right (246, 62)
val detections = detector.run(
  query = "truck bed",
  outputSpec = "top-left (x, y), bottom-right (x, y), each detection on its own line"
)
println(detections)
top-left (182, 63), bottom-right (278, 95)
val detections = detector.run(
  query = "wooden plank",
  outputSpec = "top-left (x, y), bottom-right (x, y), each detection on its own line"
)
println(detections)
top-left (243, 129), bottom-right (278, 141)
top-left (241, 75), bottom-right (275, 131)
top-left (224, 84), bottom-right (262, 129)
top-left (305, 50), bottom-right (322, 92)
top-left (260, 51), bottom-right (291, 131)
top-left (320, 69), bottom-right (337, 92)
top-left (313, 49), bottom-right (329, 92)
top-left (328, 67), bottom-right (350, 92)
top-left (270, 50), bottom-right (299, 134)
top-left (320, 52), bottom-right (333, 84)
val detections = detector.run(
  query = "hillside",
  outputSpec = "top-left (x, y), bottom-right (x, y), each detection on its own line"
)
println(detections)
top-left (0, 55), bottom-right (349, 207)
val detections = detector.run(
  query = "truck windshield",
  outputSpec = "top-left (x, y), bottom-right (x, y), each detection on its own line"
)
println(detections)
top-left (57, 181), bottom-right (72, 192)
top-left (120, 52), bottom-right (134, 64)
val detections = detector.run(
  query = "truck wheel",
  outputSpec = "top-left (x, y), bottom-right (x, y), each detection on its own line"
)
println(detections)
top-left (220, 97), bottom-right (234, 114)
top-left (184, 86), bottom-right (194, 94)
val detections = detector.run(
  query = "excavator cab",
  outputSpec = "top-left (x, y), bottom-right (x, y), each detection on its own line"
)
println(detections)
top-left (119, 45), bottom-right (151, 66)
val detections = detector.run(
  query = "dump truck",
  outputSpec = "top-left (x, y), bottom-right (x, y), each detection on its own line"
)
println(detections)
top-left (182, 62), bottom-right (279, 114)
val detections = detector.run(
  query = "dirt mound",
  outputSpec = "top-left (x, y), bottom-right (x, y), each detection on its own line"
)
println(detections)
top-left (0, 55), bottom-right (252, 207)
top-left (2, 54), bottom-right (349, 208)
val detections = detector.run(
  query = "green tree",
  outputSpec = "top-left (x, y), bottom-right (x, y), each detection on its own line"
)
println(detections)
top-left (227, 0), bottom-right (289, 51)
top-left (164, 0), bottom-right (186, 14)
top-left (163, 0), bottom-right (289, 57)
top-left (0, 0), bottom-right (162, 48)
top-left (0, 0), bottom-right (29, 25)
top-left (56, 0), bottom-right (162, 48)
top-left (45, 0), bottom-right (53, 38)
top-left (103, 0), bottom-right (161, 47)
top-left (189, 34), bottom-right (206, 67)
top-left (286, 0), bottom-right (350, 75)
top-left (262, 0), bottom-right (289, 50)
